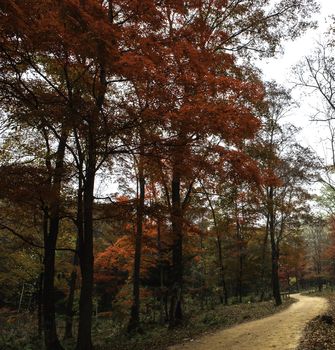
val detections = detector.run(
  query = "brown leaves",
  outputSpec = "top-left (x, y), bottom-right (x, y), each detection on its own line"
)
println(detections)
top-left (298, 295), bottom-right (335, 350)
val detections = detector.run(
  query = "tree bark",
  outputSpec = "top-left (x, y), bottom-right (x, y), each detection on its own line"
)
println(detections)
top-left (217, 235), bottom-right (228, 305)
top-left (169, 168), bottom-right (183, 328)
top-left (128, 151), bottom-right (145, 332)
top-left (42, 130), bottom-right (67, 350)
top-left (76, 128), bottom-right (96, 350)
top-left (157, 221), bottom-right (166, 324)
top-left (260, 216), bottom-right (269, 301)
top-left (236, 256), bottom-right (243, 303)
top-left (271, 246), bottom-right (282, 306)
top-left (64, 238), bottom-right (79, 339)
top-left (37, 272), bottom-right (43, 338)
top-left (268, 186), bottom-right (282, 306)
top-left (43, 224), bottom-right (63, 350)
top-left (76, 13), bottom-right (106, 341)
top-left (202, 184), bottom-right (228, 305)
top-left (234, 200), bottom-right (243, 304)
top-left (65, 177), bottom-right (83, 340)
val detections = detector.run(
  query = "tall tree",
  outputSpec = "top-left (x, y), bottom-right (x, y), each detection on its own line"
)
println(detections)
top-left (257, 84), bottom-right (316, 304)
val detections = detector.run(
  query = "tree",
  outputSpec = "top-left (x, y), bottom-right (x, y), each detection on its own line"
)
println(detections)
top-left (295, 37), bottom-right (335, 190)
top-left (304, 216), bottom-right (328, 291)
top-left (254, 83), bottom-right (317, 305)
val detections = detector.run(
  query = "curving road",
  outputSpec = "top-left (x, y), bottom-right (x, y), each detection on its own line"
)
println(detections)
top-left (169, 294), bottom-right (328, 350)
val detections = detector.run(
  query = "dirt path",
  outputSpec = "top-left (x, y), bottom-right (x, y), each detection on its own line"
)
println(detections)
top-left (169, 294), bottom-right (328, 350)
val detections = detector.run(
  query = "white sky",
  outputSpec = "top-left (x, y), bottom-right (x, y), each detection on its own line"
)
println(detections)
top-left (257, 0), bottom-right (335, 167)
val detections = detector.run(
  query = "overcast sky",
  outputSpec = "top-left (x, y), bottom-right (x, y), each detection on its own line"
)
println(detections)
top-left (258, 0), bottom-right (335, 165)
top-left (261, 1), bottom-right (335, 83)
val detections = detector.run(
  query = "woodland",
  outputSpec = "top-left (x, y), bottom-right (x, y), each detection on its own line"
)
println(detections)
top-left (2, 1), bottom-right (335, 350)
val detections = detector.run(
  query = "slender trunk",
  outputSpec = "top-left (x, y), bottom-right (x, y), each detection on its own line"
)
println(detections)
top-left (76, 135), bottom-right (96, 350)
top-left (318, 275), bottom-right (322, 292)
top-left (38, 212), bottom-right (48, 338)
top-left (76, 25), bottom-right (105, 342)
top-left (200, 231), bottom-right (205, 309)
top-left (157, 221), bottom-right (165, 324)
top-left (128, 151), bottom-right (145, 332)
top-left (169, 169), bottom-right (183, 328)
top-left (37, 272), bottom-right (43, 338)
top-left (43, 131), bottom-right (67, 350)
top-left (237, 256), bottom-right (243, 303)
top-left (295, 271), bottom-right (300, 292)
top-left (316, 262), bottom-right (322, 291)
top-left (164, 294), bottom-right (169, 322)
top-left (268, 186), bottom-right (282, 306)
top-left (260, 216), bottom-right (269, 301)
top-left (235, 204), bottom-right (243, 303)
top-left (43, 221), bottom-right (64, 349)
top-left (202, 184), bottom-right (228, 305)
top-left (271, 245), bottom-right (281, 305)
top-left (64, 238), bottom-right (79, 339)
top-left (217, 236), bottom-right (228, 305)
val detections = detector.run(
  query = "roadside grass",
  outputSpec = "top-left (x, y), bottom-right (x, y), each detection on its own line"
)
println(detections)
top-left (298, 289), bottom-right (335, 350)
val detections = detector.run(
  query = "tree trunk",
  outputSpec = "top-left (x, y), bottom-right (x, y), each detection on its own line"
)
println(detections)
top-left (234, 201), bottom-right (243, 304)
top-left (271, 246), bottom-right (282, 305)
top-left (295, 271), bottom-right (300, 292)
top-left (260, 217), bottom-right (269, 301)
top-left (169, 169), bottom-right (183, 328)
top-left (157, 221), bottom-right (166, 324)
top-left (318, 276), bottom-right (322, 292)
top-left (76, 24), bottom-right (106, 342)
top-left (76, 136), bottom-right (96, 350)
top-left (42, 131), bottom-right (67, 350)
top-left (268, 186), bottom-right (282, 306)
top-left (43, 225), bottom-right (63, 350)
top-left (128, 152), bottom-right (145, 332)
top-left (37, 272), bottom-right (43, 338)
top-left (217, 236), bottom-right (228, 305)
top-left (237, 252), bottom-right (243, 303)
top-left (38, 211), bottom-right (48, 338)
top-left (202, 184), bottom-right (228, 306)
top-left (64, 238), bottom-right (79, 339)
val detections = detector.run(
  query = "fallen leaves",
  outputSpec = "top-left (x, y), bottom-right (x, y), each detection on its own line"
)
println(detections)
top-left (298, 294), bottom-right (335, 350)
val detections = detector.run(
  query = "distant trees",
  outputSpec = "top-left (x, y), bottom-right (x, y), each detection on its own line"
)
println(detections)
top-left (304, 217), bottom-right (328, 291)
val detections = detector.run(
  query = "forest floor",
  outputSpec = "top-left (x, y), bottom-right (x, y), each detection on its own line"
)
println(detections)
top-left (95, 297), bottom-right (295, 350)
top-left (298, 291), bottom-right (335, 350)
top-left (169, 294), bottom-right (328, 350)
top-left (0, 297), bottom-right (295, 349)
